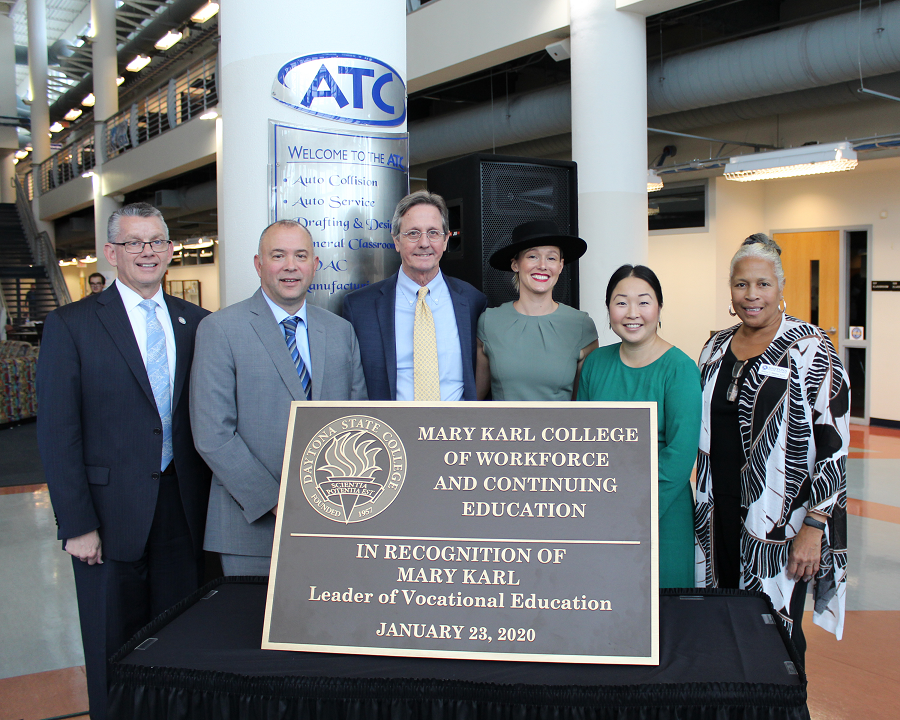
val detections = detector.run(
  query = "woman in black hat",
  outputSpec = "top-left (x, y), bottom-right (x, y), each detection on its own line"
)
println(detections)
top-left (475, 220), bottom-right (598, 401)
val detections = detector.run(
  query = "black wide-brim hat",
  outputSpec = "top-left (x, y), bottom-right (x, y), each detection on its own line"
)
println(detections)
top-left (488, 219), bottom-right (587, 272)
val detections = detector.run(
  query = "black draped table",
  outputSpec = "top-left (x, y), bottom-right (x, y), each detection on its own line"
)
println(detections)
top-left (109, 577), bottom-right (808, 720)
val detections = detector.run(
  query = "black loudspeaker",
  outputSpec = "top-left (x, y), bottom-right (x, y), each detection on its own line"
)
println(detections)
top-left (426, 153), bottom-right (579, 308)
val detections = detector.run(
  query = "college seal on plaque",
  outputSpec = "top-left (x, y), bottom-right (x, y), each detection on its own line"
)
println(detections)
top-left (299, 415), bottom-right (407, 523)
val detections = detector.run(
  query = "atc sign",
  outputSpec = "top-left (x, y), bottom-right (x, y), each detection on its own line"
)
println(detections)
top-left (273, 53), bottom-right (406, 127)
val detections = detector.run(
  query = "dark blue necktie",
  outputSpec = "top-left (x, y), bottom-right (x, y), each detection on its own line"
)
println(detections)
top-left (282, 316), bottom-right (312, 401)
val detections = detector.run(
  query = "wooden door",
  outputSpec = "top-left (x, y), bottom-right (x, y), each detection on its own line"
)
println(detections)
top-left (773, 231), bottom-right (840, 351)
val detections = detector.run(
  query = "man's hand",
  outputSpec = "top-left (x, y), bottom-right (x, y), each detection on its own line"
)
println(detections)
top-left (65, 530), bottom-right (103, 565)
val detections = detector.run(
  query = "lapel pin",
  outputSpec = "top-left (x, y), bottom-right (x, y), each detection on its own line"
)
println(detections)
top-left (178, 317), bottom-right (186, 324)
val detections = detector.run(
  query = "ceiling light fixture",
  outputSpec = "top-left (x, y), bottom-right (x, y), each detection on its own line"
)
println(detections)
top-left (50, 122), bottom-right (64, 133)
top-left (82, 255), bottom-right (98, 263)
top-left (116, 76), bottom-right (125, 86)
top-left (191, 3), bottom-right (220, 23)
top-left (198, 109), bottom-right (219, 120)
top-left (82, 93), bottom-right (95, 107)
top-left (82, 170), bottom-right (95, 179)
top-left (64, 108), bottom-right (83, 121)
top-left (724, 141), bottom-right (858, 182)
top-left (647, 169), bottom-right (664, 192)
top-left (182, 239), bottom-right (214, 250)
top-left (155, 30), bottom-right (183, 50)
top-left (15, 150), bottom-right (29, 159)
top-left (126, 55), bottom-right (152, 72)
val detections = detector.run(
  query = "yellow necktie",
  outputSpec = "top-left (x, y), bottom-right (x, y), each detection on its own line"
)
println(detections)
top-left (414, 286), bottom-right (441, 401)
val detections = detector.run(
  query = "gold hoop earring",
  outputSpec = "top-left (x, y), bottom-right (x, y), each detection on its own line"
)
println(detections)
top-left (728, 301), bottom-right (737, 317)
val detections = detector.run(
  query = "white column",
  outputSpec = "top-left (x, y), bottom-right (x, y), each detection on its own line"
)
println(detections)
top-left (570, 0), bottom-right (647, 342)
top-left (218, 0), bottom-right (407, 307)
top-left (27, 0), bottom-right (50, 225)
top-left (0, 15), bottom-right (17, 203)
top-left (91, 0), bottom-right (120, 275)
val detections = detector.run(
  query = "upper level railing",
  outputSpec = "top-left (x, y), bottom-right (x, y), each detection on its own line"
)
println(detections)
top-left (37, 52), bottom-right (218, 194)
top-left (38, 131), bottom-right (97, 195)
top-left (107, 52), bottom-right (218, 161)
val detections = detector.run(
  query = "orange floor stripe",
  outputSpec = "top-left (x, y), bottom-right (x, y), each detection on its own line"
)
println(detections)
top-left (0, 665), bottom-right (88, 720)
top-left (0, 483), bottom-right (46, 496)
top-left (846, 497), bottom-right (900, 525)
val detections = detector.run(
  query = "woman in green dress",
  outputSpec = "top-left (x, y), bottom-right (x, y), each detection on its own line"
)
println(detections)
top-left (476, 220), bottom-right (598, 401)
top-left (577, 264), bottom-right (701, 588)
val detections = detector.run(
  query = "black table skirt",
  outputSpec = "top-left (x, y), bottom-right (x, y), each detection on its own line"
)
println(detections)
top-left (109, 577), bottom-right (808, 720)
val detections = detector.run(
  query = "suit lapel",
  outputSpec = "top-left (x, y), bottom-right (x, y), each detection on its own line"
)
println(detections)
top-left (248, 289), bottom-right (307, 401)
top-left (307, 306), bottom-right (326, 401)
top-left (165, 294), bottom-right (190, 410)
top-left (96, 285), bottom-right (156, 406)
top-left (446, 276), bottom-right (472, 360)
top-left (375, 274), bottom-right (398, 400)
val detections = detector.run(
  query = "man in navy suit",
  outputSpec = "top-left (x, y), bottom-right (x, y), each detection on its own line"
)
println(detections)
top-left (343, 190), bottom-right (487, 401)
top-left (37, 203), bottom-right (211, 720)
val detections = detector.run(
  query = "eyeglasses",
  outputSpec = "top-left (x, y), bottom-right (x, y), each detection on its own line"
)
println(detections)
top-left (399, 229), bottom-right (445, 242)
top-left (726, 360), bottom-right (748, 403)
top-left (109, 240), bottom-right (171, 254)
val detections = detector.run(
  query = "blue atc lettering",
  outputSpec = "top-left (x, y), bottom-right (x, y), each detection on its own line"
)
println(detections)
top-left (301, 65), bottom-right (349, 109)
top-left (372, 72), bottom-right (394, 114)
top-left (339, 66), bottom-right (375, 109)
top-left (317, 259), bottom-right (348, 272)
top-left (386, 153), bottom-right (406, 170)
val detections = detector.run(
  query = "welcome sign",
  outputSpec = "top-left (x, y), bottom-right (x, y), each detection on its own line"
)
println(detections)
top-left (263, 402), bottom-right (659, 665)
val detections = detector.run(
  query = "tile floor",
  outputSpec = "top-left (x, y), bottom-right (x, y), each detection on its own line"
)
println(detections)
top-left (0, 423), bottom-right (898, 719)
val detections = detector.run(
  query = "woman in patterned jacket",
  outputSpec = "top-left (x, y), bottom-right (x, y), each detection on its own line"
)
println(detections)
top-left (695, 233), bottom-right (849, 664)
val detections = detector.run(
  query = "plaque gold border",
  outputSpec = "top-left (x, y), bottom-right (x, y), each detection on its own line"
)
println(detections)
top-left (263, 401), bottom-right (659, 665)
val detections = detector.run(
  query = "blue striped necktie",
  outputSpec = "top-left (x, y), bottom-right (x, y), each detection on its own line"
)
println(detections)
top-left (282, 316), bottom-right (312, 401)
top-left (139, 299), bottom-right (173, 471)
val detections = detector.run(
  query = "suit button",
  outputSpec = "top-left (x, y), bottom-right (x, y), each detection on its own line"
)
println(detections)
top-left (153, 428), bottom-right (161, 435)
top-left (152, 472), bottom-right (160, 480)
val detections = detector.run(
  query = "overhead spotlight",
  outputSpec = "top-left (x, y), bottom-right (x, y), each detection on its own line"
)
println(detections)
top-left (198, 109), bottom-right (219, 120)
top-left (82, 93), bottom-right (95, 107)
top-left (50, 122), bottom-right (64, 133)
top-left (116, 76), bottom-right (125, 86)
top-left (126, 55), bottom-right (152, 72)
top-left (724, 141), bottom-right (858, 182)
top-left (155, 30), bottom-right (183, 50)
top-left (191, 3), bottom-right (219, 23)
top-left (82, 254), bottom-right (97, 263)
top-left (64, 108), bottom-right (83, 121)
top-left (647, 169), bottom-right (664, 193)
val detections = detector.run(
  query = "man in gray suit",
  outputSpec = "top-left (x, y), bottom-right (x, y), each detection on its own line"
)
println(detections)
top-left (191, 220), bottom-right (367, 575)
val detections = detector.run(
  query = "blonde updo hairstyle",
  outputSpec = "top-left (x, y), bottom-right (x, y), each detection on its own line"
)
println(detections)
top-left (729, 233), bottom-right (785, 290)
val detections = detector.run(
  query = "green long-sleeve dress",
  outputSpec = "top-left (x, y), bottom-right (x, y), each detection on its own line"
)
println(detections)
top-left (577, 343), bottom-right (701, 588)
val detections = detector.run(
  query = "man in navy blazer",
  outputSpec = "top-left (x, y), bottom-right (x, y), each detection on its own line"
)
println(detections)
top-left (343, 191), bottom-right (487, 401)
top-left (37, 204), bottom-right (211, 720)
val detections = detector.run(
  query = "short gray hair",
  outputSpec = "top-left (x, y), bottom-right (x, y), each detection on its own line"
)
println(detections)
top-left (729, 233), bottom-right (785, 290)
top-left (258, 219), bottom-right (314, 253)
top-left (391, 190), bottom-right (449, 237)
top-left (107, 203), bottom-right (168, 244)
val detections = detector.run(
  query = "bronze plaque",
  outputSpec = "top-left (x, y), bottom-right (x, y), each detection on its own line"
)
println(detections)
top-left (263, 401), bottom-right (659, 664)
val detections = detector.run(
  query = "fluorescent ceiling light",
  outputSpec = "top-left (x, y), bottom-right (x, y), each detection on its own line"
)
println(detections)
top-left (155, 30), bottom-right (183, 50)
top-left (64, 108), bottom-right (83, 121)
top-left (82, 171), bottom-right (96, 179)
top-left (198, 109), bottom-right (218, 120)
top-left (82, 255), bottom-right (97, 263)
top-left (647, 169), bottom-right (664, 193)
top-left (15, 150), bottom-right (29, 159)
top-left (82, 93), bottom-right (95, 107)
top-left (59, 259), bottom-right (79, 266)
top-left (116, 76), bottom-right (125, 86)
top-left (49, 122), bottom-right (64, 133)
top-left (126, 55), bottom-right (152, 72)
top-left (724, 141), bottom-right (858, 182)
top-left (182, 239), bottom-right (214, 250)
top-left (191, 3), bottom-right (219, 23)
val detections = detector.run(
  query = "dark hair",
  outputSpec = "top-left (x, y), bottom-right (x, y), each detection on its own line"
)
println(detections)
top-left (88, 272), bottom-right (105, 285)
top-left (605, 264), bottom-right (664, 308)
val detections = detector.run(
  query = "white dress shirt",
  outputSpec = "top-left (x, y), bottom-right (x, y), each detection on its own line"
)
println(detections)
top-left (261, 290), bottom-right (313, 373)
top-left (116, 279), bottom-right (176, 403)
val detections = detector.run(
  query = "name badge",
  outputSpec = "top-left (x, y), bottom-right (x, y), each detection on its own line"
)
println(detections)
top-left (759, 363), bottom-right (789, 379)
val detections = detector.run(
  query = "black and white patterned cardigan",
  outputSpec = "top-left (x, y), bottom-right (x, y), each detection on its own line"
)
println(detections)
top-left (695, 314), bottom-right (849, 639)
